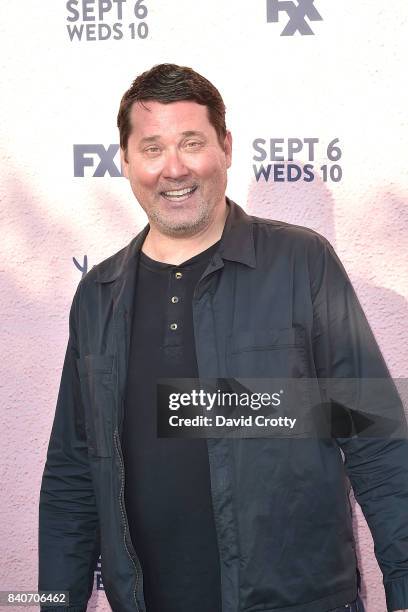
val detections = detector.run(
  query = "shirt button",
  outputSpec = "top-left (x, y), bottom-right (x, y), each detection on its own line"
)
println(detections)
top-left (170, 323), bottom-right (178, 330)
top-left (175, 271), bottom-right (183, 279)
top-left (171, 296), bottom-right (179, 304)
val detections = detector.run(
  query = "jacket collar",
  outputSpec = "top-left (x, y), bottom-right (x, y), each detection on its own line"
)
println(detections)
top-left (95, 197), bottom-right (256, 284)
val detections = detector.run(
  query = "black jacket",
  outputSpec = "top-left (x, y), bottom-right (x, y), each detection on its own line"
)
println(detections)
top-left (39, 198), bottom-right (408, 612)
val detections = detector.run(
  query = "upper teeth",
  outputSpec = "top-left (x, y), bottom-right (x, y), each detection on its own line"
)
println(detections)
top-left (163, 187), bottom-right (195, 196)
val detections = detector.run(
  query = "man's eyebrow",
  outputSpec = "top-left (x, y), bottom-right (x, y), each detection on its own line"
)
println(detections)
top-left (181, 130), bottom-right (207, 139)
top-left (139, 135), bottom-right (161, 145)
top-left (139, 131), bottom-right (207, 145)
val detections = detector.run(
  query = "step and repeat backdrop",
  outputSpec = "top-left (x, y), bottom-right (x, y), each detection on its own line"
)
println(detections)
top-left (1, 2), bottom-right (407, 611)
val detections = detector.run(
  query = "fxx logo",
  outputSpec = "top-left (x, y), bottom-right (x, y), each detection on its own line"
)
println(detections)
top-left (266, 0), bottom-right (323, 36)
top-left (73, 144), bottom-right (122, 177)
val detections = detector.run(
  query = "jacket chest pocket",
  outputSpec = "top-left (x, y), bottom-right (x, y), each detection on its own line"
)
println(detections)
top-left (225, 327), bottom-right (316, 436)
top-left (226, 327), bottom-right (309, 378)
top-left (77, 354), bottom-right (115, 458)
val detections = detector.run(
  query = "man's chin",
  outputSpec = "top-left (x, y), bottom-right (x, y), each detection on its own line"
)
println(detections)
top-left (156, 220), bottom-right (207, 238)
top-left (151, 211), bottom-right (211, 238)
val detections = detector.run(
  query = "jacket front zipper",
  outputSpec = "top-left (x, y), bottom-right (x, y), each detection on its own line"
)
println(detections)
top-left (114, 305), bottom-right (143, 611)
top-left (114, 428), bottom-right (141, 611)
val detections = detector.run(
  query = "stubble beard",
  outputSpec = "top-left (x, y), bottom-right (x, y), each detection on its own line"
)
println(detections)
top-left (147, 193), bottom-right (216, 238)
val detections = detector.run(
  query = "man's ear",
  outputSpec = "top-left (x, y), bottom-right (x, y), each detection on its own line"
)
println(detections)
top-left (120, 147), bottom-right (129, 179)
top-left (224, 130), bottom-right (232, 169)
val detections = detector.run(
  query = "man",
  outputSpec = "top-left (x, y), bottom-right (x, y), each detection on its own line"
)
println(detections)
top-left (38, 64), bottom-right (408, 612)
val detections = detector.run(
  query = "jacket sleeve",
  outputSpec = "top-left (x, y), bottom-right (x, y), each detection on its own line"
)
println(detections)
top-left (38, 280), bottom-right (100, 612)
top-left (310, 237), bottom-right (408, 612)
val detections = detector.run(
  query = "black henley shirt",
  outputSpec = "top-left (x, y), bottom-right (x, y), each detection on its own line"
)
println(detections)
top-left (122, 239), bottom-right (222, 612)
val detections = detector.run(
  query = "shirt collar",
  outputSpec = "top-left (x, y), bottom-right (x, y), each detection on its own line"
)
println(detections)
top-left (95, 196), bottom-right (256, 284)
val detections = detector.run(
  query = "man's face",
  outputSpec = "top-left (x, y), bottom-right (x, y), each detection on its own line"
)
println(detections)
top-left (121, 100), bottom-right (232, 237)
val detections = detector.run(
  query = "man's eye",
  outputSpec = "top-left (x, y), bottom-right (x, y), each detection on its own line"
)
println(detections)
top-left (185, 141), bottom-right (202, 148)
top-left (145, 146), bottom-right (161, 154)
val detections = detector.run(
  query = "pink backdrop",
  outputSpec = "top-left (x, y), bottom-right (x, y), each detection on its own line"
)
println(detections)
top-left (1, 1), bottom-right (407, 611)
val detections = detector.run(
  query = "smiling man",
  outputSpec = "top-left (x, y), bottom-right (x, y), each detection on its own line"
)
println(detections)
top-left (39, 64), bottom-right (408, 612)
top-left (122, 99), bottom-right (231, 226)
top-left (120, 98), bottom-right (231, 260)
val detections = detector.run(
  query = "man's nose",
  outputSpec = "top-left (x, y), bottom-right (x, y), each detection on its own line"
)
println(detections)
top-left (162, 149), bottom-right (189, 180)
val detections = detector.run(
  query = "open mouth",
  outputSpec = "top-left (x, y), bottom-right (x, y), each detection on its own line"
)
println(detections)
top-left (160, 185), bottom-right (198, 201)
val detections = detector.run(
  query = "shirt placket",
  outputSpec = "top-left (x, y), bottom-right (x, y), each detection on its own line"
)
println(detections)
top-left (163, 267), bottom-right (185, 352)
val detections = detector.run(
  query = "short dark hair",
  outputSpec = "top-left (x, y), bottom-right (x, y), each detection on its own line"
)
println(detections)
top-left (117, 63), bottom-right (227, 157)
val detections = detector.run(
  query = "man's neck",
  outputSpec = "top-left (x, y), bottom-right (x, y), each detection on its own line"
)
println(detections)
top-left (141, 201), bottom-right (228, 265)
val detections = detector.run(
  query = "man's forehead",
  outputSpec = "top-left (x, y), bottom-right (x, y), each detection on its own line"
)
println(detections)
top-left (129, 100), bottom-right (212, 138)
